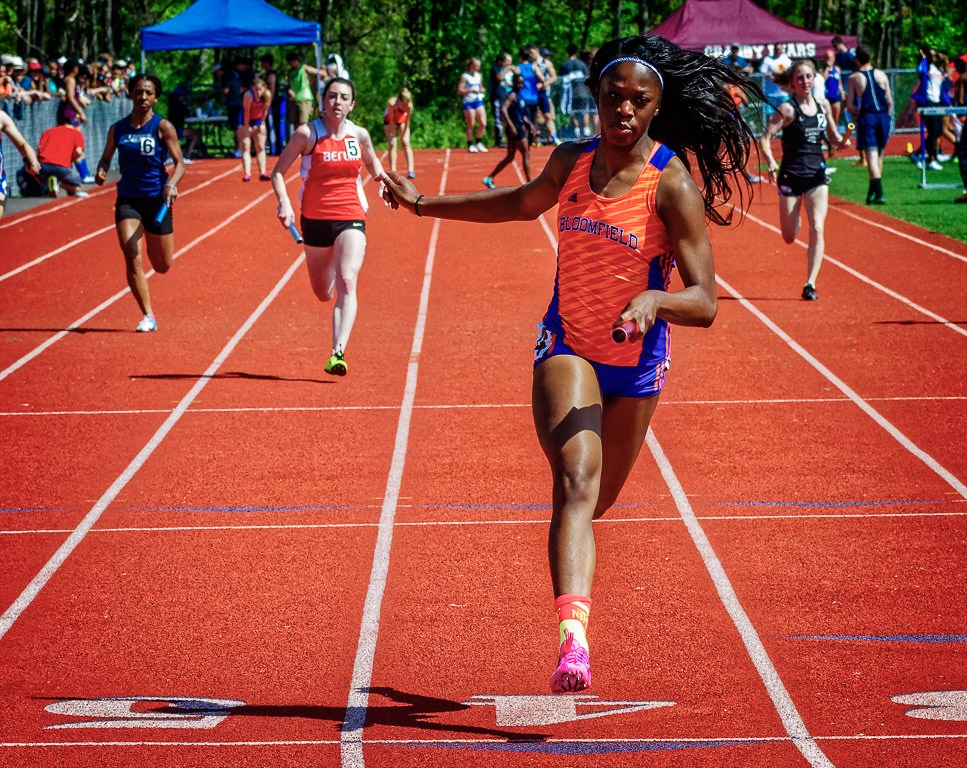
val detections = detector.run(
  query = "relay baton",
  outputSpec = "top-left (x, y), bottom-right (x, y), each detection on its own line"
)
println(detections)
top-left (611, 319), bottom-right (637, 343)
top-left (839, 122), bottom-right (855, 149)
top-left (288, 223), bottom-right (304, 244)
top-left (154, 201), bottom-right (169, 226)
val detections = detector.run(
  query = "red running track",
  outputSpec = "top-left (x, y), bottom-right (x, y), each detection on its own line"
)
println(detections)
top-left (0, 148), bottom-right (965, 768)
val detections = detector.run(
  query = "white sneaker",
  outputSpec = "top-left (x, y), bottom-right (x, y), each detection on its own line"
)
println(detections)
top-left (81, 175), bottom-right (96, 184)
top-left (135, 315), bottom-right (157, 333)
top-left (468, 144), bottom-right (479, 153)
top-left (70, 190), bottom-right (90, 197)
top-left (937, 153), bottom-right (952, 162)
top-left (475, 142), bottom-right (488, 153)
top-left (928, 160), bottom-right (943, 171)
top-left (909, 153), bottom-right (923, 170)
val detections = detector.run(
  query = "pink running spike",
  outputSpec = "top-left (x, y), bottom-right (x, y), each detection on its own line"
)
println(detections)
top-left (549, 630), bottom-right (591, 694)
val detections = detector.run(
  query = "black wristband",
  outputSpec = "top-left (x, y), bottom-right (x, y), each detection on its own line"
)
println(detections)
top-left (414, 194), bottom-right (424, 217)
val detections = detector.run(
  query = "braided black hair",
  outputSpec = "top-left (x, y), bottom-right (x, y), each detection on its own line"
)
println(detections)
top-left (589, 35), bottom-right (764, 226)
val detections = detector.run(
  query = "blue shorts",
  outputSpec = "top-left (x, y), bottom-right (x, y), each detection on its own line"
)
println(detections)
top-left (857, 111), bottom-right (891, 152)
top-left (533, 323), bottom-right (668, 399)
top-left (537, 91), bottom-right (552, 114)
top-left (463, 99), bottom-right (485, 111)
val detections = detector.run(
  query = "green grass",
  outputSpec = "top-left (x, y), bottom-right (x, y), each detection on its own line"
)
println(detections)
top-left (761, 154), bottom-right (967, 244)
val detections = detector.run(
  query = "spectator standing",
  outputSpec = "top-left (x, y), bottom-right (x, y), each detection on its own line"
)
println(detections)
top-left (458, 58), bottom-right (488, 152)
top-left (488, 52), bottom-right (514, 147)
top-left (239, 77), bottom-right (272, 181)
top-left (259, 53), bottom-right (281, 154)
top-left (845, 45), bottom-right (893, 204)
top-left (557, 43), bottom-right (594, 138)
top-left (224, 57), bottom-right (253, 158)
top-left (535, 46), bottom-right (561, 145)
top-left (952, 56), bottom-right (967, 203)
top-left (821, 49), bottom-right (844, 131)
top-left (95, 74), bottom-right (185, 333)
top-left (383, 88), bottom-right (415, 178)
top-left (286, 51), bottom-right (319, 133)
top-left (759, 43), bottom-right (792, 112)
top-left (909, 46), bottom-right (952, 170)
top-left (167, 85), bottom-right (203, 160)
top-left (57, 59), bottom-right (89, 126)
top-left (37, 117), bottom-right (90, 197)
top-left (0, 108), bottom-right (41, 219)
top-left (722, 43), bottom-right (752, 74)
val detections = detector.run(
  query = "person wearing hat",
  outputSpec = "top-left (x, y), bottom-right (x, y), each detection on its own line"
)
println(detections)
top-left (0, 108), bottom-right (42, 219)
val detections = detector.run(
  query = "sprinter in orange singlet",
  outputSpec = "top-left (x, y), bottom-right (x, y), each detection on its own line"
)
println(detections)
top-left (270, 77), bottom-right (385, 376)
top-left (381, 35), bottom-right (762, 693)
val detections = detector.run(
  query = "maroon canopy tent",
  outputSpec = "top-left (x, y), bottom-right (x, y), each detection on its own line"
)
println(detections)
top-left (649, 0), bottom-right (857, 61)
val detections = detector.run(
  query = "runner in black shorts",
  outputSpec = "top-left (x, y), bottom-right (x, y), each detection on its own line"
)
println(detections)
top-left (760, 59), bottom-right (847, 301)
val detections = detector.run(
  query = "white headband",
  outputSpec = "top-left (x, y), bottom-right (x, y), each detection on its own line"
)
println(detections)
top-left (599, 56), bottom-right (664, 90)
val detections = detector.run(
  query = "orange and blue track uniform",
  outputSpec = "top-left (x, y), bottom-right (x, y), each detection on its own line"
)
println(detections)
top-left (535, 138), bottom-right (677, 396)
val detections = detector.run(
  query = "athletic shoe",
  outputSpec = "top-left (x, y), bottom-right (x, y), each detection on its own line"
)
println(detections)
top-left (954, 191), bottom-right (967, 204)
top-left (81, 175), bottom-right (96, 184)
top-left (909, 153), bottom-right (923, 169)
top-left (801, 283), bottom-right (818, 301)
top-left (135, 315), bottom-right (157, 333)
top-left (69, 190), bottom-right (89, 198)
top-left (937, 153), bottom-right (953, 162)
top-left (242, 174), bottom-right (252, 182)
top-left (407, 171), bottom-right (416, 179)
top-left (482, 176), bottom-right (495, 189)
top-left (825, 166), bottom-right (837, 174)
top-left (851, 158), bottom-right (867, 167)
top-left (475, 142), bottom-right (488, 153)
top-left (259, 173), bottom-right (271, 181)
top-left (549, 632), bottom-right (591, 694)
top-left (868, 195), bottom-right (885, 205)
top-left (325, 351), bottom-right (347, 376)
top-left (927, 160), bottom-right (943, 171)
top-left (47, 176), bottom-right (60, 198)
top-left (468, 144), bottom-right (479, 153)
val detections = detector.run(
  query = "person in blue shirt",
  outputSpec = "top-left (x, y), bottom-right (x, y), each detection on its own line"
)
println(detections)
top-left (95, 74), bottom-right (185, 333)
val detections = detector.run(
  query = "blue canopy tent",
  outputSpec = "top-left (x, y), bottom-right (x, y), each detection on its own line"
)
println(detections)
top-left (141, 0), bottom-right (320, 53)
top-left (141, 0), bottom-right (322, 104)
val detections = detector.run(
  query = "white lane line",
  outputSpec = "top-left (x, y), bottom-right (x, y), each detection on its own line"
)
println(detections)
top-left (741, 210), bottom-right (967, 338)
top-left (4, 393), bottom-right (967, 419)
top-left (830, 204), bottom-right (967, 264)
top-left (0, 175), bottom-right (295, 383)
top-left (2, 732), bottom-right (966, 748)
top-left (339, 150), bottom-right (451, 768)
top-left (3, 506), bottom-right (965, 537)
top-left (647, 429), bottom-right (836, 768)
top-left (0, 252), bottom-right (305, 641)
top-left (718, 274), bottom-right (967, 500)
top-left (0, 167), bottom-right (239, 283)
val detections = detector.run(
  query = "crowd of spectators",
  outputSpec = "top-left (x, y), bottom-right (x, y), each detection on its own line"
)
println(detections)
top-left (1, 52), bottom-right (134, 116)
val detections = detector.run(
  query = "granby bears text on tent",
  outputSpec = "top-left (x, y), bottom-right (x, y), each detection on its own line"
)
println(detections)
top-left (141, 0), bottom-right (320, 51)
top-left (649, 0), bottom-right (857, 61)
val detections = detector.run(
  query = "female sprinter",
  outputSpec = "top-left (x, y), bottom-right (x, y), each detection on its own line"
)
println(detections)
top-left (381, 35), bottom-right (761, 693)
top-left (482, 73), bottom-right (537, 188)
top-left (240, 76), bottom-right (272, 181)
top-left (95, 73), bottom-right (185, 332)
top-left (759, 59), bottom-right (847, 301)
top-left (458, 58), bottom-right (488, 152)
top-left (270, 77), bottom-right (384, 376)
top-left (383, 88), bottom-right (415, 178)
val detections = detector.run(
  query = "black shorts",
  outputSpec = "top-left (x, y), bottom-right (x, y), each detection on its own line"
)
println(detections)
top-left (116, 195), bottom-right (173, 236)
top-left (777, 167), bottom-right (828, 197)
top-left (300, 217), bottom-right (366, 248)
